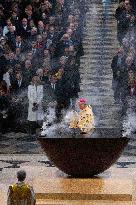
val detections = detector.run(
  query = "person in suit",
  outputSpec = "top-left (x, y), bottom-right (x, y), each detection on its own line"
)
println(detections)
top-left (10, 11), bottom-right (19, 28)
top-left (37, 20), bottom-right (47, 35)
top-left (12, 35), bottom-right (27, 53)
top-left (111, 47), bottom-right (128, 103)
top-left (24, 59), bottom-right (35, 87)
top-left (0, 51), bottom-right (7, 82)
top-left (11, 72), bottom-right (26, 95)
top-left (18, 18), bottom-right (31, 39)
top-left (47, 25), bottom-right (59, 45)
top-left (54, 68), bottom-right (72, 122)
top-left (23, 5), bottom-right (35, 24)
top-left (111, 47), bottom-right (126, 81)
top-left (6, 52), bottom-right (17, 68)
top-left (42, 49), bottom-right (51, 70)
top-left (6, 25), bottom-right (16, 51)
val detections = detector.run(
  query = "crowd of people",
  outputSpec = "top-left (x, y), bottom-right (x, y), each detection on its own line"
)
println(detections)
top-left (0, 0), bottom-right (87, 134)
top-left (112, 0), bottom-right (136, 112)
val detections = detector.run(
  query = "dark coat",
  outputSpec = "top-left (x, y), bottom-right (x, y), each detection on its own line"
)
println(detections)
top-left (23, 68), bottom-right (35, 86)
top-left (17, 24), bottom-right (31, 39)
top-left (12, 41), bottom-right (28, 53)
top-left (55, 67), bottom-right (80, 102)
top-left (115, 8), bottom-right (136, 31)
top-left (111, 55), bottom-right (127, 81)
top-left (6, 31), bottom-right (16, 50)
top-left (0, 95), bottom-right (10, 111)
top-left (0, 55), bottom-right (7, 82)
top-left (11, 78), bottom-right (26, 94)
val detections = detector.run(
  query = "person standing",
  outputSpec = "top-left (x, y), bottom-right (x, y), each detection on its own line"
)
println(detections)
top-left (27, 76), bottom-right (44, 134)
top-left (69, 98), bottom-right (95, 134)
top-left (0, 86), bottom-right (11, 134)
top-left (7, 170), bottom-right (36, 205)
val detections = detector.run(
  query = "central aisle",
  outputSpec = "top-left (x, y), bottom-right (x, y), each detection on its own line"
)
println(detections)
top-left (79, 0), bottom-right (121, 129)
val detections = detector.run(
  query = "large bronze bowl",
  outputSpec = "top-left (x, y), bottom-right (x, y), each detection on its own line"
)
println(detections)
top-left (38, 130), bottom-right (129, 177)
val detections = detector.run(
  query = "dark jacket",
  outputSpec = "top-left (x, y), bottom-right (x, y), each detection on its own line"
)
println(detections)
top-left (111, 55), bottom-right (126, 81)
top-left (17, 24), bottom-right (31, 39)
top-left (11, 78), bottom-right (26, 94)
top-left (0, 95), bottom-right (10, 111)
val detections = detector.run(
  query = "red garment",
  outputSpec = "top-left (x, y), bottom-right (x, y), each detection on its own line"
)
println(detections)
top-left (36, 42), bottom-right (44, 48)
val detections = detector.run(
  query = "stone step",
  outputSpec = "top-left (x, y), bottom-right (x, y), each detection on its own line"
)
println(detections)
top-left (88, 7), bottom-right (117, 11)
top-left (81, 52), bottom-right (114, 57)
top-left (85, 20), bottom-right (116, 24)
top-left (90, 42), bottom-right (115, 46)
top-left (81, 58), bottom-right (112, 65)
top-left (80, 61), bottom-right (112, 66)
top-left (80, 67), bottom-right (112, 71)
top-left (80, 83), bottom-right (113, 87)
top-left (85, 18), bottom-right (116, 22)
top-left (79, 1), bottom-right (120, 128)
top-left (84, 36), bottom-right (115, 42)
top-left (84, 33), bottom-right (115, 37)
top-left (79, 91), bottom-right (114, 96)
top-left (80, 77), bottom-right (112, 81)
top-left (86, 16), bottom-right (116, 21)
top-left (80, 80), bottom-right (113, 84)
top-left (80, 71), bottom-right (112, 75)
top-left (87, 13), bottom-right (116, 16)
top-left (84, 32), bottom-right (116, 37)
top-left (83, 47), bottom-right (115, 51)
top-left (82, 44), bottom-right (117, 48)
top-left (84, 32), bottom-right (117, 36)
top-left (85, 24), bottom-right (116, 27)
top-left (80, 86), bottom-right (113, 90)
top-left (81, 89), bottom-right (113, 93)
top-left (83, 47), bottom-right (115, 50)
top-left (88, 9), bottom-right (116, 13)
top-left (35, 178), bottom-right (132, 202)
top-left (36, 200), bottom-right (133, 205)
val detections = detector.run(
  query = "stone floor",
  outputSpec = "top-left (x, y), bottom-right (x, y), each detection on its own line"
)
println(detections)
top-left (0, 154), bottom-right (136, 205)
top-left (0, 132), bottom-right (43, 154)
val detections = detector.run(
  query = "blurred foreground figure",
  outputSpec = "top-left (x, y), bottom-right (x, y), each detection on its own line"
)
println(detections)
top-left (69, 98), bottom-right (94, 133)
top-left (7, 170), bottom-right (36, 205)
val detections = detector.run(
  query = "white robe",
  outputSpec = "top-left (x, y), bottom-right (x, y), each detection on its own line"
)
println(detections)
top-left (27, 84), bottom-right (44, 121)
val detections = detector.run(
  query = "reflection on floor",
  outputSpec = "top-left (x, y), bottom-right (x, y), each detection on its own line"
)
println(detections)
top-left (0, 133), bottom-right (43, 154)
top-left (0, 155), bottom-right (136, 205)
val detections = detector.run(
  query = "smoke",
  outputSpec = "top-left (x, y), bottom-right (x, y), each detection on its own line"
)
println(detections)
top-left (13, 89), bottom-right (27, 100)
top-left (41, 107), bottom-right (75, 137)
top-left (45, 105), bottom-right (56, 124)
top-left (12, 89), bottom-right (28, 120)
top-left (122, 99), bottom-right (136, 137)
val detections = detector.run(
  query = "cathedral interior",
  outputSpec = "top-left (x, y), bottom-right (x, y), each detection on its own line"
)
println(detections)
top-left (0, 0), bottom-right (136, 204)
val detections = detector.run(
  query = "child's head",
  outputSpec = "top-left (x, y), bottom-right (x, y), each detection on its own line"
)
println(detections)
top-left (17, 170), bottom-right (26, 182)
